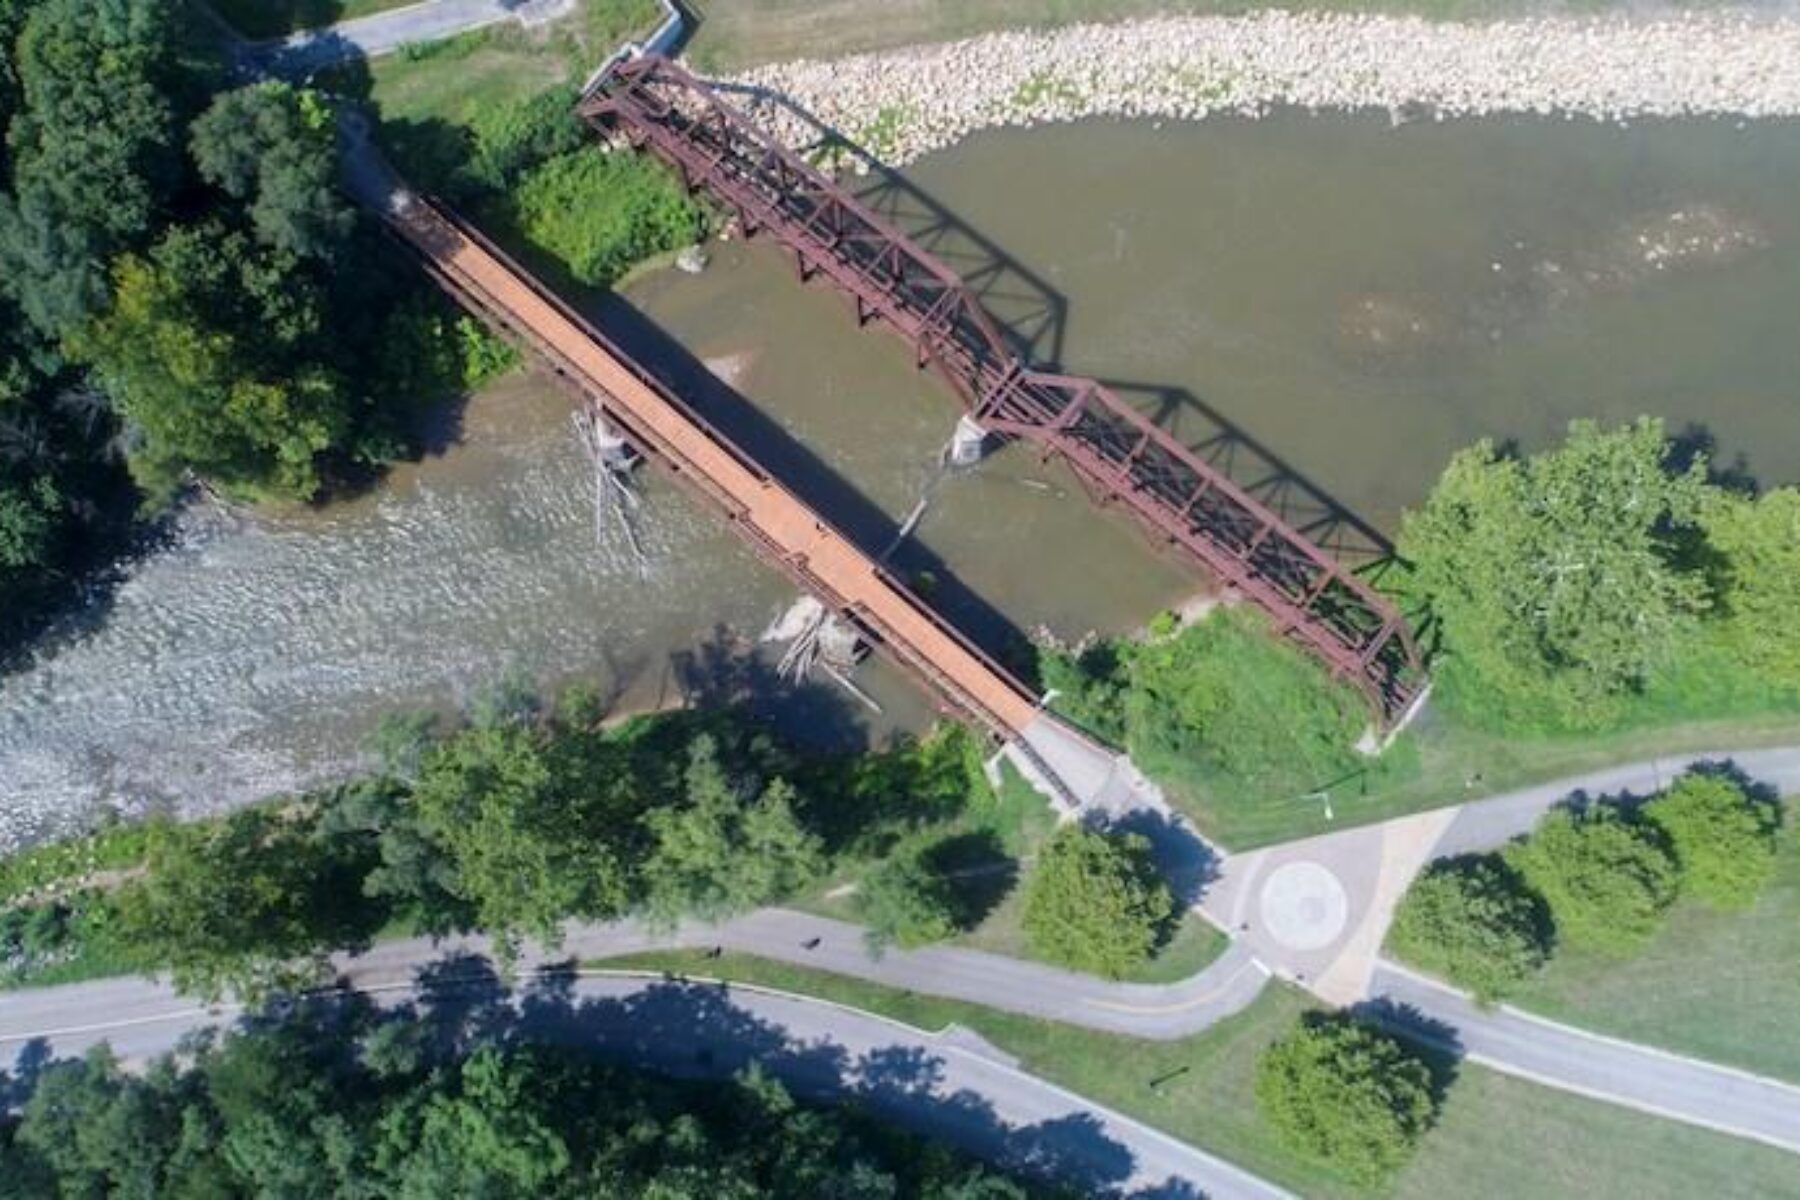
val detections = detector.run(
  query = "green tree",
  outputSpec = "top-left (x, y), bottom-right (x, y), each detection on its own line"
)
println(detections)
top-left (1022, 824), bottom-right (1172, 978)
top-left (409, 723), bottom-right (636, 948)
top-left (14, 1046), bottom-right (195, 1196)
top-left (0, 184), bottom-right (107, 337)
top-left (1504, 805), bottom-right (1680, 956)
top-left (110, 808), bottom-right (377, 1000)
top-left (1644, 769), bottom-right (1782, 911)
top-left (1388, 854), bottom-right (1550, 1001)
top-left (1705, 487), bottom-right (1800, 688)
top-left (375, 1047), bottom-right (572, 1198)
top-left (0, 469), bottom-right (58, 571)
top-left (1398, 419), bottom-right (1711, 730)
top-left (640, 735), bottom-right (823, 925)
top-left (859, 842), bottom-right (961, 952)
top-left (5, 0), bottom-right (190, 246)
top-left (191, 81), bottom-right (352, 259)
top-left (1255, 1013), bottom-right (1438, 1185)
top-left (73, 224), bottom-right (352, 499)
top-left (460, 85), bottom-right (585, 196)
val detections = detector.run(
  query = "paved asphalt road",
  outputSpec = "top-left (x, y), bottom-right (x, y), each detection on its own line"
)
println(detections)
top-left (0, 968), bottom-right (1290, 1200)
top-left (1368, 960), bottom-right (1800, 1155)
top-left (245, 0), bottom-right (573, 75)
top-left (1428, 745), bottom-right (1800, 860)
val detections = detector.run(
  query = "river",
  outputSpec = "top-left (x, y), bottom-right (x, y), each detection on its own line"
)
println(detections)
top-left (3, 110), bottom-right (1798, 850)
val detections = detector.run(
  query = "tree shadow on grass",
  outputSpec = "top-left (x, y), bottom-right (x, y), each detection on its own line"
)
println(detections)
top-left (1345, 1000), bottom-right (1465, 1118)
top-left (923, 829), bottom-right (1019, 932)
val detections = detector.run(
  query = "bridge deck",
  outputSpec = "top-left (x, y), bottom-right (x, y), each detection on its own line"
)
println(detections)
top-left (383, 194), bottom-right (1039, 737)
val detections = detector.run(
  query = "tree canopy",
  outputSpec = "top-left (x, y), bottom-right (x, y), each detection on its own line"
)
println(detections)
top-left (1644, 769), bottom-right (1782, 911)
top-left (191, 80), bottom-right (352, 259)
top-left (1255, 1013), bottom-right (1439, 1185)
top-left (74, 223), bottom-right (354, 499)
top-left (1704, 486), bottom-right (1800, 688)
top-left (111, 807), bottom-right (378, 1000)
top-left (1387, 854), bottom-right (1550, 1001)
top-left (1021, 824), bottom-right (1172, 978)
top-left (859, 840), bottom-right (964, 953)
top-left (1398, 419), bottom-right (1711, 730)
top-left (1503, 805), bottom-right (1680, 956)
top-left (640, 735), bottom-right (823, 926)
top-left (0, 1012), bottom-right (1036, 1198)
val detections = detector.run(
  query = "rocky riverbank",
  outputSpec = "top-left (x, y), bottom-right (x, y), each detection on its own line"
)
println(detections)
top-left (721, 11), bottom-right (1800, 166)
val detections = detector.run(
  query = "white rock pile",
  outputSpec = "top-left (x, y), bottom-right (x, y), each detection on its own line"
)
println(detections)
top-left (720, 11), bottom-right (1800, 166)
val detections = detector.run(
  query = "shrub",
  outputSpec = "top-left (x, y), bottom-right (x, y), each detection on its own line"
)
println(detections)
top-left (1022, 824), bottom-right (1172, 978)
top-left (1504, 806), bottom-right (1679, 956)
top-left (1644, 769), bottom-right (1782, 911)
top-left (1255, 1013), bottom-right (1438, 1185)
top-left (509, 150), bottom-right (702, 288)
top-left (1121, 608), bottom-right (1367, 800)
top-left (859, 842), bottom-right (961, 953)
top-left (1388, 854), bottom-right (1550, 1001)
top-left (462, 87), bottom-right (585, 196)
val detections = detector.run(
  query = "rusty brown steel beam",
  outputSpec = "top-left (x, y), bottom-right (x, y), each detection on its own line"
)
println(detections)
top-left (581, 54), bottom-right (1425, 720)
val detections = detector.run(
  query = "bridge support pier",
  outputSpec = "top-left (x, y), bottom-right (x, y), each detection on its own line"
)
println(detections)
top-left (583, 406), bottom-right (636, 471)
top-left (947, 414), bottom-right (990, 467)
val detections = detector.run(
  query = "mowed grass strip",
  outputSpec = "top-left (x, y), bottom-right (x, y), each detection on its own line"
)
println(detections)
top-left (593, 951), bottom-right (1800, 1199)
top-left (1184, 708), bottom-right (1800, 849)
top-left (1507, 816), bottom-right (1800, 1085)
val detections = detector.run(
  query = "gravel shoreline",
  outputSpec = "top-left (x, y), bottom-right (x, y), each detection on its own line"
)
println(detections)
top-left (720, 11), bottom-right (1800, 165)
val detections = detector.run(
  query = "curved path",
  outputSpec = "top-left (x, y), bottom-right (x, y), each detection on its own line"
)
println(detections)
top-left (0, 968), bottom-right (1290, 1200)
top-left (6, 755), bottom-right (1799, 1169)
top-left (1368, 960), bottom-right (1800, 1156)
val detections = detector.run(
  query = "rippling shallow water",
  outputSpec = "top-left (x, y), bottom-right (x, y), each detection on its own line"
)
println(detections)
top-left (5, 110), bottom-right (1800, 849)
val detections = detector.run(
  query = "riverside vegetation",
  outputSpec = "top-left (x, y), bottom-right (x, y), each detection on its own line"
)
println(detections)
top-left (0, 696), bottom-right (1127, 999)
top-left (1045, 419), bottom-right (1800, 845)
top-left (0, 0), bottom-right (699, 656)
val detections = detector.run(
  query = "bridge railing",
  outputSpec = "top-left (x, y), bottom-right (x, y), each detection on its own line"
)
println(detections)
top-left (582, 53), bottom-right (1426, 721)
top-left (381, 190), bottom-right (1039, 735)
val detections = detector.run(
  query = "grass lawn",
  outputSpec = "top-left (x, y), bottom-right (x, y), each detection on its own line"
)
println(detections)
top-left (209, 0), bottom-right (420, 40)
top-left (596, 950), bottom-right (1800, 1198)
top-left (1176, 707), bottom-right (1800, 850)
top-left (801, 759), bottom-right (1227, 984)
top-left (1502, 816), bottom-right (1800, 1085)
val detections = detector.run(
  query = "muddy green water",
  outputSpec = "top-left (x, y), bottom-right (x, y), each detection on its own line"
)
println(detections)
top-left (4, 111), bottom-right (1798, 847)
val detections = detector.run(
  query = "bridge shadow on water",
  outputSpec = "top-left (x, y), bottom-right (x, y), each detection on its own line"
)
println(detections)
top-left (705, 80), bottom-right (1401, 583)
top-left (590, 293), bottom-right (1042, 685)
top-left (1, 957), bottom-right (1203, 1198)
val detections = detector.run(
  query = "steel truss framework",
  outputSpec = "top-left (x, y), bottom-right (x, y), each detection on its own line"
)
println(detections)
top-left (581, 55), bottom-right (1426, 721)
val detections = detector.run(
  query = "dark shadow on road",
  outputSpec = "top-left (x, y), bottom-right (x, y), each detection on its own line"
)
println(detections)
top-left (1346, 999), bottom-right (1465, 1113)
top-left (3, 952), bottom-right (1219, 1195)
top-left (1099, 808), bottom-right (1221, 912)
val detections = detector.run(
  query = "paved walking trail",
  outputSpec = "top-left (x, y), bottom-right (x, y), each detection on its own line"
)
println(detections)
top-left (0, 969), bottom-right (1291, 1199)
top-left (1369, 960), bottom-right (1800, 1155)
top-left (227, 0), bottom-right (574, 76)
